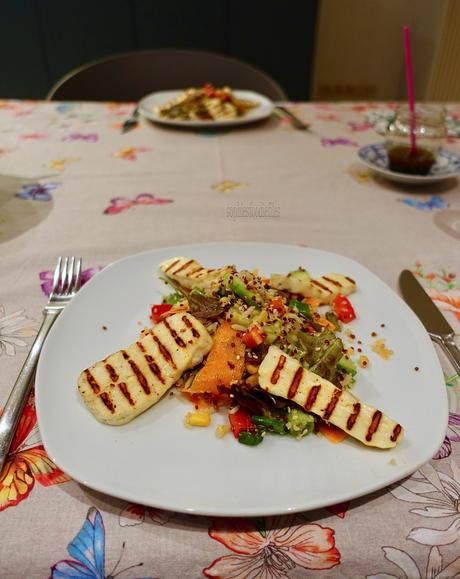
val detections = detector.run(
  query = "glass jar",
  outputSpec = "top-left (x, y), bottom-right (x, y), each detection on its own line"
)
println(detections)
top-left (385, 104), bottom-right (447, 175)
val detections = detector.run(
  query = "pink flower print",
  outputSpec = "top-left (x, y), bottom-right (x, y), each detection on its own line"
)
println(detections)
top-left (39, 267), bottom-right (103, 297)
top-left (203, 516), bottom-right (340, 578)
top-left (321, 137), bottom-right (358, 147)
top-left (103, 193), bottom-right (173, 214)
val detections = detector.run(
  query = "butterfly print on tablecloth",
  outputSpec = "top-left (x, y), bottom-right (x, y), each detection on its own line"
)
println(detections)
top-left (0, 394), bottom-right (70, 511)
top-left (62, 133), bottom-right (98, 142)
top-left (112, 146), bottom-right (151, 160)
top-left (104, 193), bottom-right (173, 215)
top-left (50, 507), bottom-right (157, 578)
top-left (321, 137), bottom-right (358, 147)
top-left (400, 195), bottom-right (449, 211)
top-left (15, 182), bottom-right (61, 201)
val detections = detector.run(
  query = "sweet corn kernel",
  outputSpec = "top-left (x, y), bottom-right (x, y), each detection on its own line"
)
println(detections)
top-left (246, 374), bottom-right (259, 387)
top-left (215, 424), bottom-right (231, 438)
top-left (184, 411), bottom-right (211, 427)
top-left (246, 363), bottom-right (259, 374)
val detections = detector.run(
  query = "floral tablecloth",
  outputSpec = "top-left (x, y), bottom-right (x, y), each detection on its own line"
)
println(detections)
top-left (1, 100), bottom-right (459, 578)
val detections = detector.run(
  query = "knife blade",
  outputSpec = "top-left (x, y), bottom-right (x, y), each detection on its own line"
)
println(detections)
top-left (121, 106), bottom-right (139, 134)
top-left (274, 105), bottom-right (309, 131)
top-left (399, 269), bottom-right (460, 373)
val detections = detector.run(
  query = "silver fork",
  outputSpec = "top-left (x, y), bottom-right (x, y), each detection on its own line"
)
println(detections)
top-left (0, 256), bottom-right (82, 473)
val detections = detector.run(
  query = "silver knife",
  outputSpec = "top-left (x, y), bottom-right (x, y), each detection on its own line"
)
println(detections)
top-left (121, 106), bottom-right (139, 133)
top-left (274, 105), bottom-right (309, 130)
top-left (399, 269), bottom-right (460, 374)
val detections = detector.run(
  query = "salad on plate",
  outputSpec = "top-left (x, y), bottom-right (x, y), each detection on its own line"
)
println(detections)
top-left (77, 257), bottom-right (404, 450)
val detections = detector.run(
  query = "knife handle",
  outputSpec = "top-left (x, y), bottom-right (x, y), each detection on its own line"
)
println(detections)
top-left (443, 337), bottom-right (460, 375)
top-left (434, 335), bottom-right (460, 375)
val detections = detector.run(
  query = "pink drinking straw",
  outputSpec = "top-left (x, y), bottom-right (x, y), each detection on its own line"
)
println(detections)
top-left (403, 25), bottom-right (417, 153)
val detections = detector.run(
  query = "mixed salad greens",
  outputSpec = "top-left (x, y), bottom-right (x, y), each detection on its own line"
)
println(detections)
top-left (151, 261), bottom-right (358, 447)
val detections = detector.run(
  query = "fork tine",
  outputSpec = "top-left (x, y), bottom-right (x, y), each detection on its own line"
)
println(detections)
top-left (50, 256), bottom-right (62, 298)
top-left (73, 258), bottom-right (82, 293)
top-left (65, 257), bottom-right (75, 295)
top-left (60, 256), bottom-right (69, 292)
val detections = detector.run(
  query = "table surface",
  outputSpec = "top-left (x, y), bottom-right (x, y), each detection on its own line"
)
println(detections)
top-left (1, 100), bottom-right (459, 578)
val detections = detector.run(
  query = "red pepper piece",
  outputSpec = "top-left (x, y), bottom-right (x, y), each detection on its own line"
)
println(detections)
top-left (151, 303), bottom-right (172, 323)
top-left (242, 325), bottom-right (266, 348)
top-left (332, 295), bottom-right (356, 323)
top-left (228, 408), bottom-right (255, 439)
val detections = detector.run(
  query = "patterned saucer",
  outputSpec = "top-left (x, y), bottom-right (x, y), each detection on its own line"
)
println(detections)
top-left (358, 143), bottom-right (460, 184)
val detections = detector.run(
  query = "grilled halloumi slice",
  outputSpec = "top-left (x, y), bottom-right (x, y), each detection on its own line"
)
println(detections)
top-left (159, 256), bottom-right (233, 290)
top-left (302, 273), bottom-right (356, 304)
top-left (258, 346), bottom-right (403, 448)
top-left (78, 313), bottom-right (212, 425)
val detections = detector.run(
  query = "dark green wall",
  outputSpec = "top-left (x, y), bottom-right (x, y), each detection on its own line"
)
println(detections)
top-left (0, 0), bottom-right (318, 100)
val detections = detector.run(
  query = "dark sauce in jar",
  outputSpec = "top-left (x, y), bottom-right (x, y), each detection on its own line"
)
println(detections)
top-left (387, 144), bottom-right (436, 175)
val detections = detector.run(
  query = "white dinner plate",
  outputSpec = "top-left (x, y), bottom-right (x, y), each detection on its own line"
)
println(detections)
top-left (35, 243), bottom-right (448, 517)
top-left (138, 89), bottom-right (274, 128)
top-left (358, 143), bottom-right (460, 185)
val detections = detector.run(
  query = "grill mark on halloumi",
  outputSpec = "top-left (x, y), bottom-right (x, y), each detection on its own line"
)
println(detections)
top-left (172, 259), bottom-right (194, 275)
top-left (288, 367), bottom-right (303, 399)
top-left (105, 363), bottom-right (118, 382)
top-left (311, 280), bottom-right (332, 293)
top-left (323, 388), bottom-right (341, 421)
top-left (122, 350), bottom-right (151, 394)
top-left (182, 315), bottom-right (200, 338)
top-left (119, 382), bottom-right (135, 406)
top-left (150, 333), bottom-right (177, 369)
top-left (347, 403), bottom-right (361, 430)
top-left (391, 424), bottom-right (402, 442)
top-left (137, 341), bottom-right (146, 352)
top-left (85, 370), bottom-right (101, 393)
top-left (188, 267), bottom-right (204, 277)
top-left (305, 385), bottom-right (321, 411)
top-left (144, 354), bottom-right (165, 384)
top-left (323, 276), bottom-right (342, 287)
top-left (163, 319), bottom-right (186, 348)
top-left (194, 270), bottom-right (208, 278)
top-left (164, 259), bottom-right (180, 273)
top-left (271, 355), bottom-right (286, 384)
top-left (100, 392), bottom-right (115, 413)
top-left (345, 276), bottom-right (356, 284)
top-left (366, 410), bottom-right (382, 442)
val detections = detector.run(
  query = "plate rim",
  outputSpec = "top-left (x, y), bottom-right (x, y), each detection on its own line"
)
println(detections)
top-left (138, 89), bottom-right (274, 128)
top-left (35, 241), bottom-right (449, 516)
top-left (357, 142), bottom-right (460, 183)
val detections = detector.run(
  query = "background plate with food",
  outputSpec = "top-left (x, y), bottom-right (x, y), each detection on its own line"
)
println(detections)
top-left (138, 87), bottom-right (274, 128)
